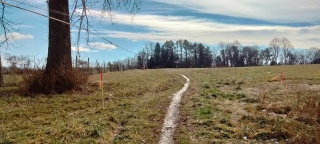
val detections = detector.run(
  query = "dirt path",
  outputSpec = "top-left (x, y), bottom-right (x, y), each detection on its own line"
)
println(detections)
top-left (159, 75), bottom-right (190, 144)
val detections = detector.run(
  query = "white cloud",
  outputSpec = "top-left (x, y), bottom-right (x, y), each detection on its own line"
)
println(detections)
top-left (88, 11), bottom-right (320, 48)
top-left (71, 42), bottom-right (117, 53)
top-left (88, 42), bottom-right (117, 50)
top-left (10, 32), bottom-right (34, 40)
top-left (152, 0), bottom-right (320, 23)
top-left (0, 32), bottom-right (34, 41)
top-left (25, 0), bottom-right (46, 4)
top-left (71, 46), bottom-right (98, 53)
top-left (13, 25), bottom-right (35, 29)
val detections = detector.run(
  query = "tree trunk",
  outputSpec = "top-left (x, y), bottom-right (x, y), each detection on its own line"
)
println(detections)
top-left (46, 0), bottom-right (71, 73)
top-left (318, 101), bottom-right (320, 124)
top-left (75, 55), bottom-right (78, 69)
top-left (0, 53), bottom-right (3, 87)
top-left (38, 0), bottom-right (72, 93)
top-left (180, 47), bottom-right (182, 67)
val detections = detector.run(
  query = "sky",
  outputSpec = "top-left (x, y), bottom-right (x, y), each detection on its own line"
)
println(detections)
top-left (1, 0), bottom-right (320, 66)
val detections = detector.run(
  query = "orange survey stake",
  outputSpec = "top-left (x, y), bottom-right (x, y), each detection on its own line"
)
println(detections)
top-left (281, 72), bottom-right (284, 84)
top-left (271, 75), bottom-right (280, 81)
top-left (100, 71), bottom-right (102, 89)
top-left (270, 72), bottom-right (284, 84)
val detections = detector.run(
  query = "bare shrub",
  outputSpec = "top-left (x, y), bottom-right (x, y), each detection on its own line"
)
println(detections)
top-left (268, 105), bottom-right (291, 114)
top-left (22, 69), bottom-right (88, 95)
top-left (291, 90), bottom-right (320, 121)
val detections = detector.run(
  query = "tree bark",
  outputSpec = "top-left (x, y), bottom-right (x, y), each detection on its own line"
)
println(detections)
top-left (45, 0), bottom-right (71, 73)
top-left (318, 101), bottom-right (320, 124)
top-left (0, 53), bottom-right (3, 87)
top-left (34, 0), bottom-right (73, 94)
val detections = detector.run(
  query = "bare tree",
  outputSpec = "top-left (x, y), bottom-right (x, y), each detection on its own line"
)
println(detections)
top-left (233, 40), bottom-right (242, 48)
top-left (147, 42), bottom-right (155, 59)
top-left (176, 39), bottom-right (183, 65)
top-left (211, 47), bottom-right (219, 67)
top-left (4, 54), bottom-right (30, 71)
top-left (308, 47), bottom-right (320, 63)
top-left (141, 48), bottom-right (147, 69)
top-left (142, 42), bottom-right (154, 69)
top-left (269, 37), bottom-right (294, 65)
top-left (5, 54), bottom-right (19, 71)
top-left (280, 37), bottom-right (294, 65)
top-left (218, 42), bottom-right (227, 66)
top-left (260, 47), bottom-right (272, 65)
top-left (269, 38), bottom-right (281, 64)
top-left (298, 49), bottom-right (309, 64)
top-left (183, 40), bottom-right (190, 68)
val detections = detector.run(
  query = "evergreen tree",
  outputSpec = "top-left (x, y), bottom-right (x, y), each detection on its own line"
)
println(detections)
top-left (154, 43), bottom-right (161, 67)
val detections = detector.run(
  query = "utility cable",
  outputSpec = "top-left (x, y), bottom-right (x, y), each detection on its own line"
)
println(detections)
top-left (10, 0), bottom-right (69, 16)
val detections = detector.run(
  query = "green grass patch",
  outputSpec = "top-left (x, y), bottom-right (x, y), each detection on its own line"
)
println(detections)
top-left (201, 88), bottom-right (246, 100)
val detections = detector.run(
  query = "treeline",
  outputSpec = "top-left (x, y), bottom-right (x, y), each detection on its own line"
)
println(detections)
top-left (213, 38), bottom-right (320, 66)
top-left (2, 38), bottom-right (320, 74)
top-left (107, 57), bottom-right (137, 72)
top-left (214, 38), bottom-right (298, 67)
top-left (109, 38), bottom-right (319, 71)
top-left (107, 40), bottom-right (215, 71)
top-left (137, 40), bottom-right (214, 69)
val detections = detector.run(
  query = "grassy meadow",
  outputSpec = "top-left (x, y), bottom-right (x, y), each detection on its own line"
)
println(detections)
top-left (1, 64), bottom-right (320, 143)
top-left (0, 70), bottom-right (185, 143)
top-left (172, 65), bottom-right (320, 143)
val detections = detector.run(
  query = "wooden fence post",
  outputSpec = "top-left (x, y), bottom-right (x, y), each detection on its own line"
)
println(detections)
top-left (75, 55), bottom-right (78, 69)
top-left (87, 58), bottom-right (90, 71)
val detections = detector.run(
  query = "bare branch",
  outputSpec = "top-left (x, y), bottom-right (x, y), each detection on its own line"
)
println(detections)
top-left (70, 0), bottom-right (142, 57)
top-left (280, 37), bottom-right (294, 65)
top-left (0, 2), bottom-right (16, 48)
top-left (101, 0), bottom-right (142, 22)
top-left (269, 37), bottom-right (281, 63)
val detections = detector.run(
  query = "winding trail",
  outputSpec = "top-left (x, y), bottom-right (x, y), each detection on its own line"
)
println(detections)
top-left (159, 75), bottom-right (190, 144)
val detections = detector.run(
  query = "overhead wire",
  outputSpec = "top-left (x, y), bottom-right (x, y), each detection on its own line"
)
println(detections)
top-left (10, 0), bottom-right (69, 16)
top-left (1, 0), bottom-right (136, 54)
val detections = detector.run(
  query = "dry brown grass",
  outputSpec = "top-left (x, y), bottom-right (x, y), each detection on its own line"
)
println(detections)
top-left (172, 65), bottom-right (320, 143)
